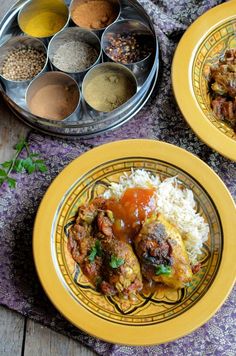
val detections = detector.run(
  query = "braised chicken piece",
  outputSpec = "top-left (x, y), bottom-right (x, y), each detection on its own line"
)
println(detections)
top-left (68, 197), bottom-right (106, 263)
top-left (68, 198), bottom-right (106, 286)
top-left (68, 198), bottom-right (143, 298)
top-left (210, 49), bottom-right (236, 97)
top-left (211, 97), bottom-right (236, 128)
top-left (134, 214), bottom-right (192, 289)
top-left (209, 48), bottom-right (236, 130)
top-left (99, 238), bottom-right (142, 297)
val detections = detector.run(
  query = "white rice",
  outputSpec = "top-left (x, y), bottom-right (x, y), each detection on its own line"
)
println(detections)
top-left (103, 169), bottom-right (209, 265)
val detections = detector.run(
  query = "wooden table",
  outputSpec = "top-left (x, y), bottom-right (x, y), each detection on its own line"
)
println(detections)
top-left (0, 1), bottom-right (95, 355)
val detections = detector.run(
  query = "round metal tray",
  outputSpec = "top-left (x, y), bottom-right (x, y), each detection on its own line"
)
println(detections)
top-left (0, 0), bottom-right (159, 138)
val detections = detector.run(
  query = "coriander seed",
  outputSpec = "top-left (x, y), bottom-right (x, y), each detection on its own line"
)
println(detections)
top-left (1, 46), bottom-right (46, 81)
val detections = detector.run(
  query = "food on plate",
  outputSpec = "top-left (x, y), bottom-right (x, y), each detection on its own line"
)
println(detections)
top-left (68, 197), bottom-right (143, 298)
top-left (134, 214), bottom-right (193, 289)
top-left (208, 48), bottom-right (236, 131)
top-left (68, 170), bottom-right (209, 298)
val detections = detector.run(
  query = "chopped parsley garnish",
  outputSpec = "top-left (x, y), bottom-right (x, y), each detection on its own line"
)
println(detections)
top-left (155, 264), bottom-right (172, 276)
top-left (88, 240), bottom-right (102, 262)
top-left (109, 255), bottom-right (125, 269)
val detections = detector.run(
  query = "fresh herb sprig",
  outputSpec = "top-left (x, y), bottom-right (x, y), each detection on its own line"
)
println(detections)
top-left (155, 264), bottom-right (172, 276)
top-left (0, 138), bottom-right (47, 189)
top-left (109, 255), bottom-right (125, 269)
top-left (88, 240), bottom-right (102, 262)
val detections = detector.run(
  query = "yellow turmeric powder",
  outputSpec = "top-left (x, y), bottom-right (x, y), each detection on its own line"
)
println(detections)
top-left (23, 12), bottom-right (67, 38)
top-left (18, 0), bottom-right (68, 38)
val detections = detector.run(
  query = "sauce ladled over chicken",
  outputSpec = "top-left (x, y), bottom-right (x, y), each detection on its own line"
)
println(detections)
top-left (105, 187), bottom-right (156, 242)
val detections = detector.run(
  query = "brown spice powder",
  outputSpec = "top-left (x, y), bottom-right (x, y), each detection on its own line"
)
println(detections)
top-left (72, 0), bottom-right (118, 29)
top-left (28, 84), bottom-right (79, 120)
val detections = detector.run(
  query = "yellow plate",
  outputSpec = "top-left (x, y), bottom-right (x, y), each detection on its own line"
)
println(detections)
top-left (33, 140), bottom-right (236, 345)
top-left (172, 1), bottom-right (236, 161)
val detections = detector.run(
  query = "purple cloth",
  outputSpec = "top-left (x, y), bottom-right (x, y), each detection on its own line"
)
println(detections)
top-left (1, 0), bottom-right (235, 355)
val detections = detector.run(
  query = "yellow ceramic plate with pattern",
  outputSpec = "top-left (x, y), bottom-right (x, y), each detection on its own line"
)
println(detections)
top-left (33, 140), bottom-right (236, 345)
top-left (172, 1), bottom-right (236, 161)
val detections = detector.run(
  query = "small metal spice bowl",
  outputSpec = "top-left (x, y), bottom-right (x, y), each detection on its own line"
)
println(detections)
top-left (82, 62), bottom-right (137, 115)
top-left (69, 0), bottom-right (121, 35)
top-left (48, 27), bottom-right (102, 84)
top-left (0, 36), bottom-right (48, 105)
top-left (26, 72), bottom-right (81, 122)
top-left (18, 0), bottom-right (69, 42)
top-left (101, 19), bottom-right (155, 85)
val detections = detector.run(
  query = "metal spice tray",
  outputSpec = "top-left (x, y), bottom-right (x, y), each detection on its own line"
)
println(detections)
top-left (0, 0), bottom-right (159, 138)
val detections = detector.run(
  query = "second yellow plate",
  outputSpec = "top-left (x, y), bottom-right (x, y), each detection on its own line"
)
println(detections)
top-left (172, 1), bottom-right (236, 161)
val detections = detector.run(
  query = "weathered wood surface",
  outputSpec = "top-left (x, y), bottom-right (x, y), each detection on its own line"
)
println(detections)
top-left (0, 95), bottom-right (29, 161)
top-left (0, 1), bottom-right (95, 355)
top-left (24, 320), bottom-right (95, 356)
top-left (0, 306), bottom-right (25, 356)
top-left (0, 4), bottom-right (28, 354)
top-left (0, 0), bottom-right (29, 161)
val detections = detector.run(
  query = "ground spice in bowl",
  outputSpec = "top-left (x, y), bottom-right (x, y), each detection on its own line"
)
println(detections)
top-left (21, 13), bottom-right (67, 38)
top-left (26, 72), bottom-right (80, 121)
top-left (18, 0), bottom-right (69, 38)
top-left (82, 63), bottom-right (137, 112)
top-left (1, 47), bottom-right (46, 81)
top-left (71, 0), bottom-right (120, 30)
top-left (51, 41), bottom-right (98, 72)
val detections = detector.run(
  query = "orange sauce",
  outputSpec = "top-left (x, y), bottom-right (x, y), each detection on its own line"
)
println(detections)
top-left (105, 187), bottom-right (156, 242)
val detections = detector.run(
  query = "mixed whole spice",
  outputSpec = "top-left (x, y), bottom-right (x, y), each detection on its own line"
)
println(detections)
top-left (104, 33), bottom-right (153, 64)
top-left (208, 48), bottom-right (236, 131)
top-left (1, 46), bottom-right (46, 81)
